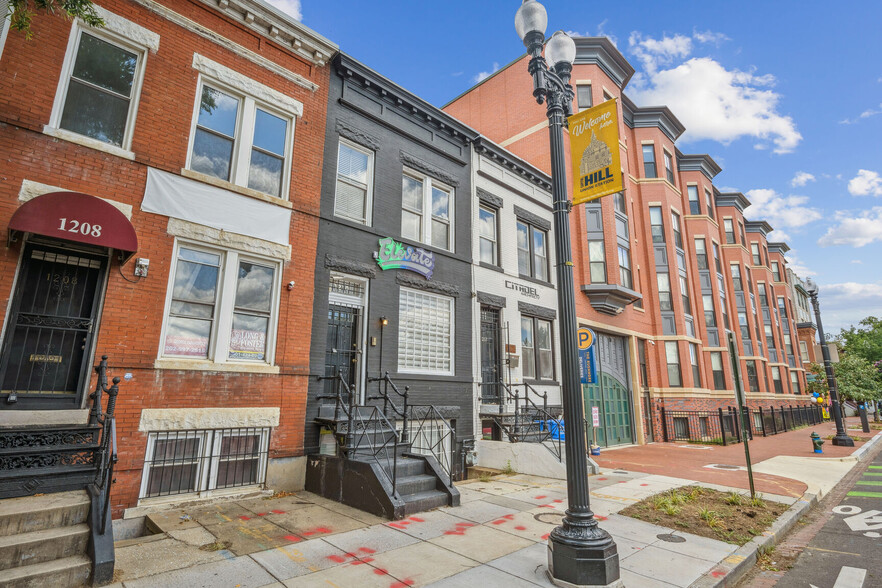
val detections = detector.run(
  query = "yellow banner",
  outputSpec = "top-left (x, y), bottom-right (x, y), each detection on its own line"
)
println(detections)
top-left (568, 100), bottom-right (623, 205)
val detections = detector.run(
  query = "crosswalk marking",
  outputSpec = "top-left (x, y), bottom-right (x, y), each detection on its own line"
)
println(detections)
top-left (832, 566), bottom-right (866, 588)
top-left (862, 473), bottom-right (882, 477)
top-left (855, 481), bottom-right (882, 486)
top-left (868, 465), bottom-right (882, 469)
top-left (847, 491), bottom-right (882, 497)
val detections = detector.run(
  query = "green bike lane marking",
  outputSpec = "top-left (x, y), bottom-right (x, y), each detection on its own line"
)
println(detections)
top-left (848, 491), bottom-right (882, 497)
top-left (868, 465), bottom-right (882, 469)
top-left (863, 472), bottom-right (882, 477)
top-left (856, 481), bottom-right (882, 486)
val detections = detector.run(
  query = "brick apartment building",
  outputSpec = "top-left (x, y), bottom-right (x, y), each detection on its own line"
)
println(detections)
top-left (0, 0), bottom-right (335, 515)
top-left (445, 37), bottom-right (813, 446)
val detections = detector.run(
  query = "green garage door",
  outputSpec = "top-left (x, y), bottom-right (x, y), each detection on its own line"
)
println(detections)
top-left (582, 332), bottom-right (634, 447)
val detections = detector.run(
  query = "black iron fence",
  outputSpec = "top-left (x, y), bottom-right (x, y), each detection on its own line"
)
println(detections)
top-left (660, 404), bottom-right (827, 445)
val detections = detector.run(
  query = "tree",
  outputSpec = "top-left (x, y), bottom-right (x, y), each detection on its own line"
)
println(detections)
top-left (805, 363), bottom-right (828, 399)
top-left (838, 316), bottom-right (882, 365)
top-left (6, 0), bottom-right (103, 39)
top-left (833, 354), bottom-right (882, 406)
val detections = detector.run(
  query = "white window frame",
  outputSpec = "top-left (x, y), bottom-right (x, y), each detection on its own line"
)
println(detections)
top-left (401, 169), bottom-right (455, 252)
top-left (186, 75), bottom-right (296, 200)
top-left (478, 205), bottom-right (498, 265)
top-left (799, 340), bottom-right (810, 362)
top-left (139, 428), bottom-right (270, 500)
top-left (47, 20), bottom-right (150, 155)
top-left (397, 287), bottom-right (454, 376)
top-left (334, 139), bottom-right (374, 225)
top-left (158, 239), bottom-right (282, 367)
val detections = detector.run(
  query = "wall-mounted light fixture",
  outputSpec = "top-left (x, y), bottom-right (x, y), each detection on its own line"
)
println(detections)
top-left (379, 316), bottom-right (389, 326)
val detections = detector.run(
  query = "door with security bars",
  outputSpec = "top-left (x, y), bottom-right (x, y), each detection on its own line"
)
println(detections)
top-left (324, 304), bottom-right (361, 401)
top-left (480, 306), bottom-right (502, 403)
top-left (0, 242), bottom-right (107, 409)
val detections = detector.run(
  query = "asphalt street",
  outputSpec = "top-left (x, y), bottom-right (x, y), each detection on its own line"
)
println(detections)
top-left (777, 448), bottom-right (882, 588)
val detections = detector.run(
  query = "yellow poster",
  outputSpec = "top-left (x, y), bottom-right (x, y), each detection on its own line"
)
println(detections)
top-left (568, 100), bottom-right (623, 205)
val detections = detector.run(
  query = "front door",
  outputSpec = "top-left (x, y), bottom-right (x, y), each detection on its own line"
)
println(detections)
top-left (582, 333), bottom-right (634, 447)
top-left (480, 306), bottom-right (501, 403)
top-left (0, 242), bottom-right (108, 409)
top-left (324, 304), bottom-right (360, 400)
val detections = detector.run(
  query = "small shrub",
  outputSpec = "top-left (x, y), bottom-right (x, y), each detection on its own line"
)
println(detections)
top-left (725, 492), bottom-right (744, 506)
top-left (662, 503), bottom-right (681, 516)
top-left (749, 496), bottom-right (766, 509)
top-left (502, 460), bottom-right (515, 475)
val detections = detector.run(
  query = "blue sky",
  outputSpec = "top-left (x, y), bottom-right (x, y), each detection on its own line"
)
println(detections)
top-left (268, 0), bottom-right (882, 334)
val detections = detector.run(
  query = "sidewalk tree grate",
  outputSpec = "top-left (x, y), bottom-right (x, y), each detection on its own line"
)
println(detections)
top-left (657, 534), bottom-right (687, 543)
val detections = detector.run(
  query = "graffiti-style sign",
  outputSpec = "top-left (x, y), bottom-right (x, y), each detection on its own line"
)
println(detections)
top-left (374, 237), bottom-right (434, 279)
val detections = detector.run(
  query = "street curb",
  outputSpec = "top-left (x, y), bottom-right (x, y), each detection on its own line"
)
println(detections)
top-left (689, 493), bottom-right (817, 588)
top-left (689, 429), bottom-right (882, 588)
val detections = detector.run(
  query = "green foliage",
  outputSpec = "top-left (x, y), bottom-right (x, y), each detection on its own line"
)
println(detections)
top-left (837, 316), bottom-right (882, 365)
top-left (7, 0), bottom-right (103, 39)
top-left (725, 491), bottom-right (744, 506)
top-left (833, 354), bottom-right (882, 403)
top-left (805, 363), bottom-right (828, 398)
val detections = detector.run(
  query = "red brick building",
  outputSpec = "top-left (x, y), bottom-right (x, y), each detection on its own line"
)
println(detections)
top-left (445, 37), bottom-right (812, 446)
top-left (0, 0), bottom-right (336, 515)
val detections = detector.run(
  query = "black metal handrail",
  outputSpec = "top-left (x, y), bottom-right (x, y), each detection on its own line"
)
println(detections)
top-left (87, 355), bottom-right (119, 585)
top-left (367, 371), bottom-right (409, 439)
top-left (406, 404), bottom-right (456, 483)
top-left (491, 381), bottom-right (563, 461)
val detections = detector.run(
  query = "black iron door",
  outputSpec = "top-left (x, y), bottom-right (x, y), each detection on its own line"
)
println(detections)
top-left (324, 304), bottom-right (360, 398)
top-left (0, 243), bottom-right (107, 409)
top-left (480, 306), bottom-right (501, 403)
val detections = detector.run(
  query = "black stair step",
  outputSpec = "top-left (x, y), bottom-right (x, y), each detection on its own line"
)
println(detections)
top-left (393, 457), bottom-right (425, 477)
top-left (395, 474), bottom-right (437, 495)
top-left (401, 489), bottom-right (449, 514)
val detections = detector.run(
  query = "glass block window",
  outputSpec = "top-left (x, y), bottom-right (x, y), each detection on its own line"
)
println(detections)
top-left (398, 288), bottom-right (453, 374)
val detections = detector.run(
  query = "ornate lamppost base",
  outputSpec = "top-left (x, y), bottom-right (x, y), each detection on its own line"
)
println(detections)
top-left (548, 535), bottom-right (621, 587)
top-left (832, 434), bottom-right (855, 447)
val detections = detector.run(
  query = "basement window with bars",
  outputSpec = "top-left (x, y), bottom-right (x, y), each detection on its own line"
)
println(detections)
top-left (139, 427), bottom-right (270, 500)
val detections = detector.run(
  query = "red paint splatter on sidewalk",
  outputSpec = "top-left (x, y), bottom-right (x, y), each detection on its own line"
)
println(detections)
top-left (390, 580), bottom-right (415, 588)
top-left (238, 516), bottom-right (250, 521)
top-left (360, 547), bottom-right (376, 554)
top-left (595, 516), bottom-right (607, 521)
top-left (374, 568), bottom-right (389, 576)
top-left (541, 533), bottom-right (550, 540)
top-left (711, 569), bottom-right (726, 578)
top-left (257, 512), bottom-right (268, 517)
top-left (598, 477), bottom-right (608, 480)
top-left (272, 509), bottom-right (286, 514)
top-left (640, 483), bottom-right (649, 487)
top-left (328, 554), bottom-right (346, 563)
top-left (409, 516), bottom-right (424, 522)
top-left (389, 522), bottom-right (407, 529)
top-left (283, 535), bottom-right (301, 543)
top-left (515, 525), bottom-right (527, 531)
top-left (535, 495), bottom-right (547, 499)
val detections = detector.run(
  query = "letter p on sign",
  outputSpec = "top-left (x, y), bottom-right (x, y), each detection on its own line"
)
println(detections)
top-left (577, 327), bottom-right (595, 350)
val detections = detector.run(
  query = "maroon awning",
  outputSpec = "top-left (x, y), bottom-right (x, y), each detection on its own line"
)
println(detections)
top-left (9, 192), bottom-right (138, 261)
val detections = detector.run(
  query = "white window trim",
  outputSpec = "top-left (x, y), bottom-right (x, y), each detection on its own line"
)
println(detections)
top-left (477, 204), bottom-right (498, 265)
top-left (138, 427), bottom-right (270, 501)
top-left (334, 139), bottom-right (374, 225)
top-left (157, 238), bottom-right (282, 368)
top-left (46, 18), bottom-right (151, 155)
top-left (402, 168), bottom-right (455, 253)
top-left (185, 73), bottom-right (296, 200)
top-left (397, 287), bottom-right (455, 376)
top-left (0, 4), bottom-right (11, 63)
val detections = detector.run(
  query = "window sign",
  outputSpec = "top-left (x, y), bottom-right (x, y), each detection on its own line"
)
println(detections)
top-left (374, 237), bottom-right (434, 279)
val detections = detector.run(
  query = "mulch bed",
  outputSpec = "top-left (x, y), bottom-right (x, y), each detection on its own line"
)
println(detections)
top-left (619, 486), bottom-right (786, 546)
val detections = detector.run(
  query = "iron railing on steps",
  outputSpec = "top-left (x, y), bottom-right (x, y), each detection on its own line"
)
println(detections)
top-left (87, 356), bottom-right (118, 585)
top-left (483, 381), bottom-right (563, 462)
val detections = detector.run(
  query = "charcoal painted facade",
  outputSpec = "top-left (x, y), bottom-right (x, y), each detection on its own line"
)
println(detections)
top-left (306, 53), bottom-right (479, 468)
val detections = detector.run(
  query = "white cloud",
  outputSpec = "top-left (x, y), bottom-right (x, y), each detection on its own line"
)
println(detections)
top-left (473, 62), bottom-right (500, 83)
top-left (767, 228), bottom-right (792, 242)
top-left (851, 260), bottom-right (863, 264)
top-left (784, 249), bottom-right (815, 277)
top-left (839, 103), bottom-right (882, 125)
top-left (790, 171), bottom-right (815, 187)
top-left (744, 188), bottom-right (822, 230)
top-left (263, 0), bottom-right (302, 20)
top-left (627, 33), bottom-right (801, 153)
top-left (818, 207), bottom-right (882, 247)
top-left (566, 20), bottom-right (619, 47)
top-left (848, 169), bottom-right (882, 196)
top-left (813, 281), bottom-right (882, 333)
top-left (692, 29), bottom-right (730, 45)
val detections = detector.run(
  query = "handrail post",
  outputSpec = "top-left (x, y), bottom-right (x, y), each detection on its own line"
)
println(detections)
top-left (718, 408), bottom-right (728, 446)
top-left (402, 385), bottom-right (410, 443)
top-left (661, 407), bottom-right (668, 442)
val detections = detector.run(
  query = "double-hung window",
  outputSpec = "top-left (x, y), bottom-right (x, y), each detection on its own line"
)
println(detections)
top-left (671, 212), bottom-right (683, 248)
top-left (687, 186), bottom-right (701, 215)
top-left (689, 343), bottom-right (701, 387)
top-left (657, 273), bottom-right (673, 311)
top-left (618, 246), bottom-right (632, 289)
top-left (521, 316), bottom-right (554, 381)
top-left (642, 145), bottom-right (657, 178)
top-left (161, 243), bottom-right (279, 364)
top-left (724, 219), bottom-right (736, 244)
top-left (189, 79), bottom-right (294, 198)
top-left (52, 27), bottom-right (147, 149)
top-left (517, 221), bottom-right (548, 281)
top-left (751, 243), bottom-right (762, 266)
top-left (664, 151), bottom-right (675, 184)
top-left (739, 222), bottom-right (747, 246)
top-left (665, 342), bottom-right (682, 387)
top-left (649, 207), bottom-right (665, 243)
top-left (771, 366), bottom-right (784, 394)
top-left (679, 275), bottom-right (691, 315)
top-left (695, 238), bottom-right (708, 270)
top-left (705, 189), bottom-right (715, 220)
top-left (478, 206), bottom-right (498, 265)
top-left (577, 84), bottom-right (593, 111)
top-left (745, 360), bottom-right (760, 392)
top-left (800, 340), bottom-right (810, 362)
top-left (771, 262), bottom-right (781, 282)
top-left (402, 173), bottom-right (453, 251)
top-left (711, 352), bottom-right (726, 390)
top-left (712, 242), bottom-right (722, 273)
top-left (588, 240), bottom-right (606, 283)
top-left (398, 288), bottom-right (453, 374)
top-left (731, 264), bottom-right (743, 291)
top-left (790, 371), bottom-right (801, 394)
top-left (334, 140), bottom-right (374, 224)
top-left (703, 294), bottom-right (717, 328)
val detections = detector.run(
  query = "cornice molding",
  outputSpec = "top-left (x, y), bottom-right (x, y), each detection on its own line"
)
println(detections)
top-left (474, 137), bottom-right (552, 192)
top-left (396, 273), bottom-right (460, 298)
top-left (476, 188), bottom-right (504, 210)
top-left (335, 119), bottom-right (380, 151)
top-left (621, 95), bottom-right (685, 142)
top-left (518, 301), bottom-right (556, 320)
top-left (745, 220), bottom-right (774, 236)
top-left (400, 151), bottom-right (459, 187)
top-left (324, 254), bottom-right (377, 279)
top-left (676, 150), bottom-right (722, 180)
top-left (716, 191), bottom-right (752, 213)
top-left (572, 37), bottom-right (635, 89)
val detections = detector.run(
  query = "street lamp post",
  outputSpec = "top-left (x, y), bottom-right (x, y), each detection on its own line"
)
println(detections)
top-left (515, 2), bottom-right (620, 586)
top-left (805, 278), bottom-right (853, 447)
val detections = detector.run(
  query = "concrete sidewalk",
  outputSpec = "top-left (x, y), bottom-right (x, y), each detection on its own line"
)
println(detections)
top-left (109, 470), bottom-right (797, 588)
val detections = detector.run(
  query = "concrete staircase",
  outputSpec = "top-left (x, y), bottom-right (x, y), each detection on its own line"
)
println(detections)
top-left (393, 454), bottom-right (449, 515)
top-left (0, 491), bottom-right (92, 588)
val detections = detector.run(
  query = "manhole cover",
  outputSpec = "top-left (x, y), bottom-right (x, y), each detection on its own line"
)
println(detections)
top-left (534, 512), bottom-right (564, 525)
top-left (704, 463), bottom-right (745, 471)
top-left (656, 534), bottom-right (686, 543)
